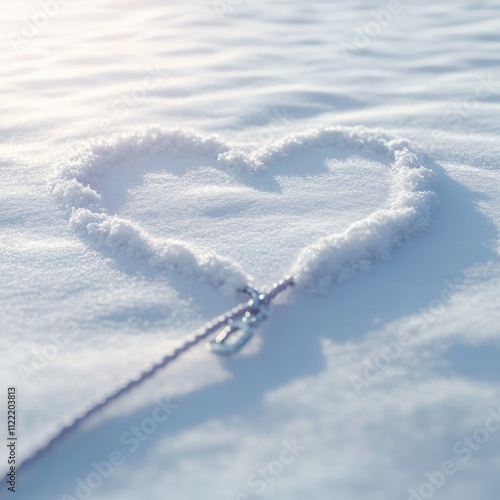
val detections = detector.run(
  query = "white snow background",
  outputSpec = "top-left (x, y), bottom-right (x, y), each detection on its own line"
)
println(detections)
top-left (1, 0), bottom-right (500, 499)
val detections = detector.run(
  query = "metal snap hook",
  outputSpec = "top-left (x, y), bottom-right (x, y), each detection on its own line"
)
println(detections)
top-left (206, 287), bottom-right (272, 355)
top-left (206, 318), bottom-right (253, 355)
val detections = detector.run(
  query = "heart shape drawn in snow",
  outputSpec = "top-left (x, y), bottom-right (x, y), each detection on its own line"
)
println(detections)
top-left (52, 125), bottom-right (437, 294)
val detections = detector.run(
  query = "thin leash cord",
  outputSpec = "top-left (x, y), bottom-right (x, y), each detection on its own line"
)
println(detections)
top-left (15, 277), bottom-right (295, 476)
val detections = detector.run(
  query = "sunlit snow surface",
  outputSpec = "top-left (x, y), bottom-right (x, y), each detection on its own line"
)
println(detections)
top-left (1, 0), bottom-right (500, 499)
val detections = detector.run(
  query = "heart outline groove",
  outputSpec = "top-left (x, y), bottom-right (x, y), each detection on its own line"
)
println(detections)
top-left (52, 125), bottom-right (437, 294)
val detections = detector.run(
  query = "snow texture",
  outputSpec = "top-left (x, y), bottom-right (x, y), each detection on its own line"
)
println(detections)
top-left (2, 0), bottom-right (500, 499)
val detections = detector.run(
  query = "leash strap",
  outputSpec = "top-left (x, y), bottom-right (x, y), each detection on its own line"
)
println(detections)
top-left (16, 277), bottom-right (295, 474)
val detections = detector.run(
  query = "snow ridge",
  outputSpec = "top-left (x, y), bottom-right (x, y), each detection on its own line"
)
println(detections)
top-left (52, 126), bottom-right (437, 294)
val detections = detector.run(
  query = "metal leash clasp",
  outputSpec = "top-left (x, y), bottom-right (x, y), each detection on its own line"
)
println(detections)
top-left (206, 287), bottom-right (271, 355)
